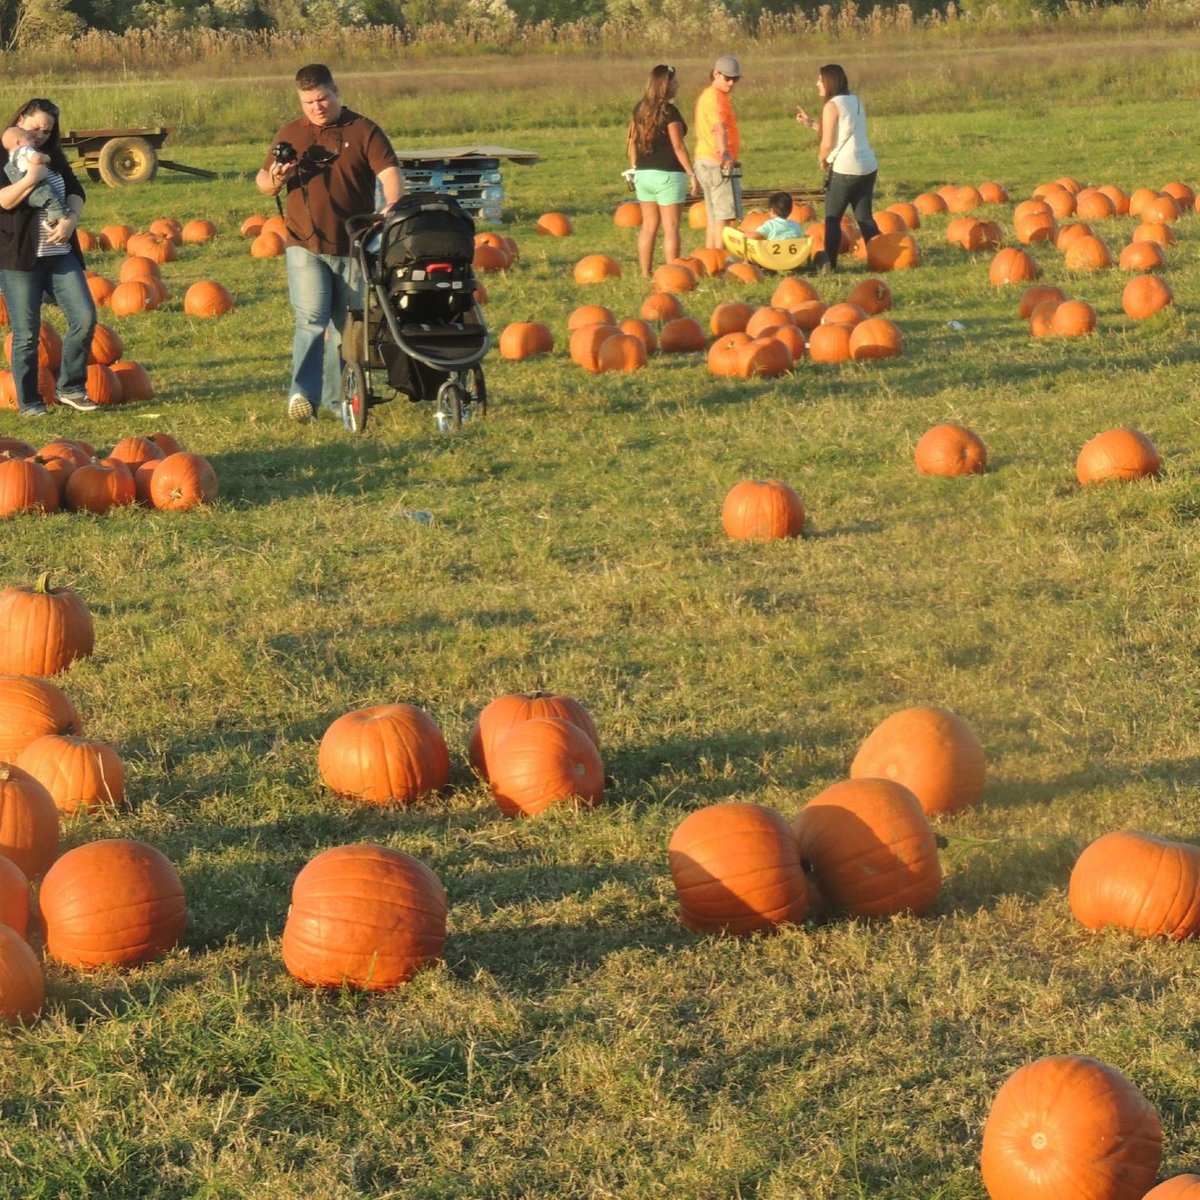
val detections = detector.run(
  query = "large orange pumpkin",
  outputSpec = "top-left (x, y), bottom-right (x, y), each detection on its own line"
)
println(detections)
top-left (721, 479), bottom-right (804, 541)
top-left (1018, 284), bottom-right (1067, 318)
top-left (110, 360), bottom-right (154, 402)
top-left (1063, 235), bottom-right (1112, 272)
top-left (849, 317), bottom-right (904, 360)
top-left (281, 843), bottom-right (446, 991)
top-left (181, 219), bottom-right (217, 243)
top-left (658, 317), bottom-right (707, 353)
top-left (738, 336), bottom-right (792, 378)
top-left (1069, 830), bottom-right (1200, 939)
top-left (914, 423), bottom-right (987, 476)
top-left (250, 231), bottom-right (285, 258)
top-left (845, 278), bottom-right (892, 315)
top-left (865, 231), bottom-right (920, 271)
top-left (1076, 427), bottom-right (1160, 484)
top-left (0, 674), bottom-right (82, 761)
top-left (652, 263), bottom-right (697, 294)
top-left (807, 323), bottom-right (854, 363)
top-left (0, 457), bottom-right (59, 518)
top-left (87, 323), bottom-right (124, 366)
top-left (0, 924), bottom-right (43, 1025)
top-left (989, 247), bottom-right (1041, 285)
top-left (850, 705), bottom-right (986, 816)
top-left (1118, 240), bottom-right (1166, 272)
top-left (793, 778), bottom-right (941, 918)
top-left (707, 332), bottom-right (752, 378)
top-left (573, 254), bottom-right (622, 284)
top-left (0, 855), bottom-right (29, 939)
top-left (710, 301), bottom-right (755, 336)
top-left (488, 716), bottom-right (604, 818)
top-left (0, 762), bottom-right (58, 878)
top-left (668, 802), bottom-right (808, 935)
top-left (107, 434), bottom-right (165, 478)
top-left (535, 212), bottom-right (573, 236)
top-left (1122, 274), bottom-right (1173, 319)
top-left (980, 1055), bottom-right (1161, 1200)
top-left (499, 321), bottom-right (554, 360)
top-left (595, 332), bottom-right (648, 373)
top-left (1050, 299), bottom-right (1097, 337)
top-left (108, 280), bottom-right (156, 316)
top-left (0, 573), bottom-right (94, 677)
top-left (64, 459), bottom-right (136, 513)
top-left (183, 280), bottom-right (235, 318)
top-left (17, 733), bottom-right (125, 813)
top-left (149, 452), bottom-right (219, 510)
top-left (1145, 1178), bottom-right (1200, 1199)
top-left (318, 703), bottom-right (450, 805)
top-left (639, 292), bottom-right (684, 323)
top-left (568, 323), bottom-right (619, 372)
top-left (468, 691), bottom-right (598, 781)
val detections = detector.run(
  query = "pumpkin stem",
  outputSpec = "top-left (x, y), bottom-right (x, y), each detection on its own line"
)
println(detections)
top-left (34, 570), bottom-right (54, 595)
top-left (0, 765), bottom-right (10, 781)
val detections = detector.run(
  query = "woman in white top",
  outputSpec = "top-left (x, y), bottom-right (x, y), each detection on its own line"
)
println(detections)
top-left (797, 64), bottom-right (880, 272)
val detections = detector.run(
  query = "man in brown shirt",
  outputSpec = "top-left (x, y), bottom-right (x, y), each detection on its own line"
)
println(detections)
top-left (256, 63), bottom-right (404, 422)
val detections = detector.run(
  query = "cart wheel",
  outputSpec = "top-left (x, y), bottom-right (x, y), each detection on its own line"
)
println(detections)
top-left (463, 365), bottom-right (487, 421)
top-left (97, 137), bottom-right (158, 187)
top-left (434, 380), bottom-right (463, 434)
top-left (341, 363), bottom-right (369, 434)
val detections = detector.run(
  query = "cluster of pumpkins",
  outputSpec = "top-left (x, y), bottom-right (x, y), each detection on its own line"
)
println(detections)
top-left (0, 430), bottom-right (217, 516)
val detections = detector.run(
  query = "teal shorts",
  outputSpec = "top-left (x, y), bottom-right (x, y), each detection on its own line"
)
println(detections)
top-left (634, 169), bottom-right (688, 206)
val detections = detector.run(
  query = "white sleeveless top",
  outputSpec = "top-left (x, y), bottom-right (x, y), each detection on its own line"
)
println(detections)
top-left (827, 93), bottom-right (877, 176)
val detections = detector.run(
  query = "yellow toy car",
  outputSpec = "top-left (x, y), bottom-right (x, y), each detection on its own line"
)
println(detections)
top-left (723, 226), bottom-right (815, 272)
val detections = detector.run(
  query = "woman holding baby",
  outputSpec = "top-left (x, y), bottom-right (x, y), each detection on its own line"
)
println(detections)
top-left (0, 97), bottom-right (97, 417)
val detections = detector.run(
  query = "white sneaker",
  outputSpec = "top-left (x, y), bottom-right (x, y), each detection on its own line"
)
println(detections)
top-left (56, 389), bottom-right (99, 412)
top-left (287, 393), bottom-right (316, 422)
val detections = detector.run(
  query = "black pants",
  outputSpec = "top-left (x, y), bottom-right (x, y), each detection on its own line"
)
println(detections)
top-left (824, 169), bottom-right (880, 268)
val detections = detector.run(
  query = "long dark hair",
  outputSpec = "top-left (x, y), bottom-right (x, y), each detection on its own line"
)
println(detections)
top-left (632, 64), bottom-right (676, 155)
top-left (819, 65), bottom-right (850, 98)
top-left (5, 98), bottom-right (68, 172)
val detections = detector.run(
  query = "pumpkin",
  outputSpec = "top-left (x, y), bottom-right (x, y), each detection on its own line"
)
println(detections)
top-left (845, 278), bottom-right (892, 315)
top-left (710, 301), bottom-right (755, 336)
top-left (772, 276), bottom-right (819, 309)
top-left (1055, 223), bottom-right (1092, 252)
top-left (1161, 180), bottom-right (1195, 207)
top-left (618, 317), bottom-right (656, 355)
top-left (639, 292), bottom-right (684, 323)
top-left (240, 215), bottom-right (265, 238)
top-left (0, 762), bottom-right (58, 878)
top-left (1076, 427), bottom-right (1161, 484)
top-left (85, 364), bottom-right (123, 406)
top-left (568, 304), bottom-right (616, 331)
top-left (1040, 188), bottom-right (1076, 219)
top-left (86, 273), bottom-right (116, 308)
top-left (568, 323), bottom-right (619, 372)
top-left (468, 691), bottom-right (597, 782)
top-left (1099, 184), bottom-right (1131, 215)
top-left (873, 210), bottom-right (908, 235)
top-left (17, 733), bottom-right (125, 814)
top-left (148, 217), bottom-right (182, 243)
top-left (1133, 221), bottom-right (1176, 248)
top-left (1029, 299), bottom-right (1061, 339)
top-left (913, 192), bottom-right (947, 215)
top-left (668, 801), bottom-right (808, 935)
top-left (472, 241), bottom-right (510, 273)
top-left (250, 231), bottom-right (285, 258)
top-left (535, 211), bottom-right (573, 237)
top-left (149, 452), bottom-right (219, 510)
top-left (670, 254), bottom-right (707, 279)
top-left (990, 247), bottom-right (1040, 285)
top-left (850, 705), bottom-right (985, 816)
top-left (110, 361), bottom-right (153, 402)
top-left (979, 180), bottom-right (1008, 204)
top-left (808, 323), bottom-right (854, 363)
top-left (980, 1054), bottom-right (1161, 1200)
top-left (281, 843), bottom-right (446, 991)
top-left (488, 716), bottom-right (604, 818)
top-left (181, 218), bottom-right (217, 243)
top-left (573, 254), bottom-right (621, 284)
top-left (788, 300), bottom-right (827, 331)
top-left (914, 423), bottom-right (987, 476)
top-left (793, 778), bottom-right (941, 918)
top-left (318, 703), bottom-right (449, 805)
top-left (613, 200), bottom-right (642, 227)
top-left (886, 201), bottom-right (921, 228)
top-left (1118, 240), bottom-right (1166, 272)
top-left (1050, 299), bottom-right (1097, 337)
top-left (261, 215), bottom-right (287, 239)
top-left (0, 676), bottom-right (81, 762)
top-left (87, 323), bottom-right (123, 366)
top-left (658, 317), bottom-right (707, 353)
top-left (65, 459), bottom-right (136, 513)
top-left (724, 261), bottom-right (763, 285)
top-left (126, 231), bottom-right (176, 263)
top-left (1142, 194), bottom-right (1180, 224)
top-left (118, 255), bottom-right (161, 285)
top-left (1122, 274), bottom-right (1173, 319)
top-left (0, 458), bottom-right (58, 517)
top-left (1145, 1178), bottom-right (1200, 1199)
top-left (738, 336), bottom-right (792, 378)
top-left (690, 247), bottom-right (727, 275)
top-left (596, 332), bottom-right (647, 373)
top-left (108, 280), bottom-right (156, 316)
top-left (183, 281), bottom-right (235, 318)
top-left (652, 263), bottom-right (697, 294)
top-left (0, 572), bottom-right (94, 677)
top-left (39, 838), bottom-right (187, 968)
top-left (99, 223), bottom-right (132, 250)
top-left (0, 855), bottom-right (29, 938)
top-left (499, 321), bottom-right (554, 361)
top-left (849, 317), bottom-right (904, 360)
top-left (1075, 189), bottom-right (1116, 220)
top-left (746, 306), bottom-right (797, 338)
top-left (708, 332), bottom-right (753, 378)
top-left (721, 479), bottom-right (804, 541)
top-left (0, 924), bottom-right (42, 1024)
top-left (1063, 235), bottom-right (1112, 272)
top-left (1014, 212), bottom-right (1057, 244)
top-left (1018, 285), bottom-right (1067, 318)
top-left (1069, 830), bottom-right (1200, 939)
top-left (147, 431), bottom-right (182, 456)
top-left (0, 437), bottom-right (35, 457)
top-left (108, 435), bottom-right (165, 478)
top-left (39, 453), bottom-right (76, 502)
top-left (865, 231), bottom-right (919, 271)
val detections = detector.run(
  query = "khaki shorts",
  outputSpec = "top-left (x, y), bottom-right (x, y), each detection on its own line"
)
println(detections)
top-left (695, 159), bottom-right (743, 222)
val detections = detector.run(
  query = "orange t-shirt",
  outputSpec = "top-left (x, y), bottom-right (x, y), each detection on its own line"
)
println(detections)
top-left (693, 85), bottom-right (740, 162)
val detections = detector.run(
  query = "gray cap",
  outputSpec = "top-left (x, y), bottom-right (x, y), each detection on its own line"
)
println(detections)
top-left (714, 54), bottom-right (742, 78)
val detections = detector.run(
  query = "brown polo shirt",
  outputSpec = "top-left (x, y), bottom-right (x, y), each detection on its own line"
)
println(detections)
top-left (263, 106), bottom-right (399, 256)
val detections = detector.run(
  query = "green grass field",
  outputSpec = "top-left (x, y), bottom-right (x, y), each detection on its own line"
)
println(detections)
top-left (3, 34), bottom-right (1200, 1198)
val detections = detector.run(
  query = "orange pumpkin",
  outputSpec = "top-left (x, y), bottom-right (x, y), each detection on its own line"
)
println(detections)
top-left (281, 843), bottom-right (447, 991)
top-left (658, 317), bottom-right (707, 353)
top-left (1017, 284), bottom-right (1067, 318)
top-left (1145, 1178), bottom-right (1200, 1199)
top-left (738, 336), bottom-right (792, 378)
top-left (0, 924), bottom-right (43, 1025)
top-left (1063, 234), bottom-right (1112, 272)
top-left (618, 317), bottom-right (656, 355)
top-left (85, 273), bottom-right (116, 308)
top-left (707, 332), bottom-right (752, 378)
top-left (721, 479), bottom-right (804, 541)
top-left (1075, 188), bottom-right (1116, 220)
top-left (746, 305), bottom-right (796, 338)
top-left (1069, 830), bottom-right (1200, 939)
top-left (240, 215), bottom-right (266, 238)
top-left (886, 201), bottom-right (921, 228)
top-left (978, 180), bottom-right (1008, 204)
top-left (85, 364), bottom-right (122, 407)
top-left (865, 231), bottom-right (919, 271)
top-left (807, 322), bottom-right (854, 363)
top-left (108, 280), bottom-right (156, 316)
top-left (1118, 240), bottom-right (1166, 272)
top-left (668, 801), bottom-right (808, 935)
top-left (488, 716), bottom-right (604, 818)
top-left (989, 247), bottom-right (1040, 285)
top-left (793, 778), bottom-right (941, 918)
top-left (0, 855), bottom-right (29, 939)
top-left (568, 323), bottom-right (619, 372)
top-left (818, 302), bottom-right (866, 330)
top-left (613, 201), bottom-right (642, 227)
top-left (568, 304), bottom-right (616, 331)
top-left (913, 192), bottom-right (947, 215)
top-left (183, 281), bottom-right (235, 318)
top-left (499, 321), bottom-right (554, 361)
top-left (1142, 194), bottom-right (1180, 224)
top-left (1122, 274), bottom-right (1173, 319)
top-left (710, 301), bottom-right (755, 336)
top-left (250, 231), bottom-right (285, 258)
top-left (849, 317), bottom-right (903, 360)
top-left (639, 292), bottom-right (684, 323)
top-left (65, 459), bottom-right (136, 513)
top-left (468, 691), bottom-right (598, 781)
top-left (771, 276), bottom-right (819, 309)
top-left (1028, 299), bottom-right (1060, 338)
top-left (39, 838), bottom-right (187, 968)
top-left (1099, 184), bottom-right (1131, 215)
top-left (914, 423), bottom-right (987, 476)
top-left (768, 324), bottom-right (806, 361)
top-left (690, 247), bottom-right (727, 275)
top-left (573, 254), bottom-right (622, 284)
top-left (0, 573), bottom-right (94, 677)
top-left (980, 1055), bottom-right (1161, 1200)
top-left (535, 211), bottom-right (573, 236)
top-left (149, 452), bottom-right (218, 511)
top-left (110, 360), bottom-right (153, 402)
top-left (850, 705), bottom-right (985, 816)
top-left (0, 762), bottom-right (58, 878)
top-left (1049, 299), bottom-right (1097, 337)
top-left (1133, 221), bottom-right (1176, 248)
top-left (118, 255), bottom-right (161, 285)
top-left (724, 261), bottom-right (763, 285)
top-left (99, 223), bottom-right (132, 250)
top-left (1161, 180), bottom-right (1195, 207)
top-left (318, 703), bottom-right (450, 805)
top-left (845, 278), bottom-right (892, 315)
top-left (181, 218), bottom-right (217, 243)
top-left (87, 323), bottom-right (123, 367)
top-left (0, 675), bottom-right (82, 762)
top-left (107, 435), bottom-right (165, 478)
top-left (0, 457), bottom-right (58, 518)
top-left (17, 733), bottom-right (125, 813)
top-left (651, 263), bottom-right (697, 294)
top-left (788, 299), bottom-right (827, 331)
top-left (472, 241), bottom-right (510, 274)
top-left (1076, 427), bottom-right (1161, 484)
top-left (596, 332), bottom-right (647, 373)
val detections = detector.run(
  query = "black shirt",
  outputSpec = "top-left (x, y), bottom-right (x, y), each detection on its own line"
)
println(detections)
top-left (632, 102), bottom-right (687, 174)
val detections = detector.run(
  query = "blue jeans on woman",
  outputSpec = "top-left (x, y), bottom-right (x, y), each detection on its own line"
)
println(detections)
top-left (824, 169), bottom-right (881, 270)
top-left (0, 255), bottom-right (96, 414)
top-left (285, 246), bottom-right (360, 415)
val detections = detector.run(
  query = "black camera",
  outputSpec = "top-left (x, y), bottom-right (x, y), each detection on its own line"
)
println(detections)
top-left (271, 141), bottom-right (297, 165)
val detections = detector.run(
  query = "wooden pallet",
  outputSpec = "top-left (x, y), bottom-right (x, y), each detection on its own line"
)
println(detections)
top-left (740, 186), bottom-right (824, 207)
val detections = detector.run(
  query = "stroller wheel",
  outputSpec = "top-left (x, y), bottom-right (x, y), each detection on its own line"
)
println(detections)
top-left (341, 363), bottom-right (369, 434)
top-left (434, 380), bottom-right (464, 434)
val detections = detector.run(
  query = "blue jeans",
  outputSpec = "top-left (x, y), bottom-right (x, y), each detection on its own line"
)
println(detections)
top-left (0, 256), bottom-right (96, 414)
top-left (285, 246), bottom-right (361, 413)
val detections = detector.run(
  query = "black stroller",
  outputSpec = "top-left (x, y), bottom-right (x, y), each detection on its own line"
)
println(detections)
top-left (340, 191), bottom-right (490, 435)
